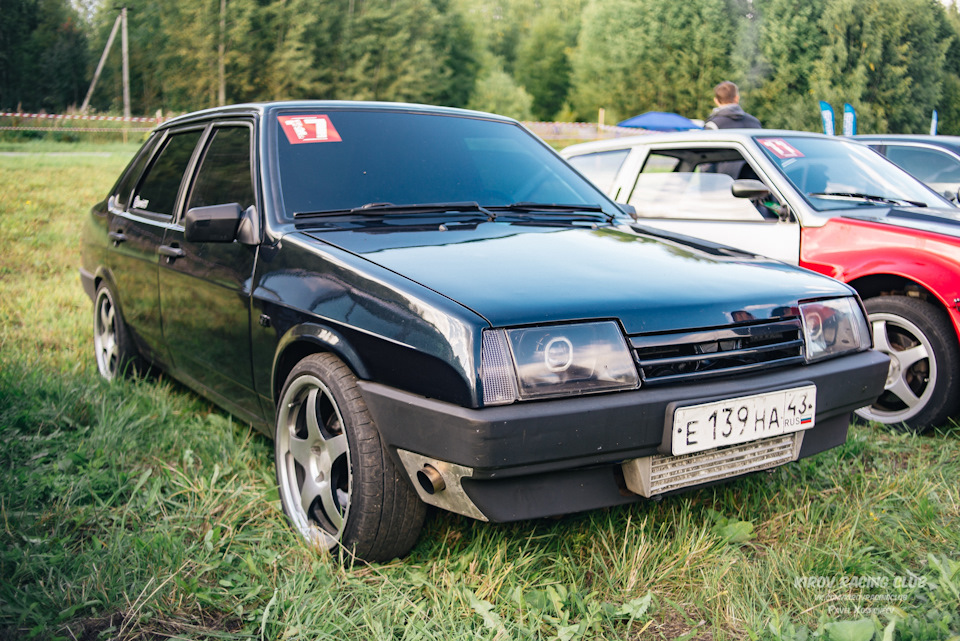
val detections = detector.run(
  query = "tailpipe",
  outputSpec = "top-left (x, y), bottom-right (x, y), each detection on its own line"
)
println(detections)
top-left (416, 464), bottom-right (446, 495)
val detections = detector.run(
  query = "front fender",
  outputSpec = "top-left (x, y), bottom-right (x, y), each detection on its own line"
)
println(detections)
top-left (801, 218), bottom-right (960, 338)
top-left (271, 322), bottom-right (371, 397)
top-left (250, 233), bottom-right (490, 410)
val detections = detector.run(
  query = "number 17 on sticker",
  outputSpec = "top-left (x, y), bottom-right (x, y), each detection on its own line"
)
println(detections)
top-left (278, 115), bottom-right (342, 144)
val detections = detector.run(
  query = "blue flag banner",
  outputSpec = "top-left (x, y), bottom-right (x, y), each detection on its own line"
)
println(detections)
top-left (819, 101), bottom-right (835, 136)
top-left (842, 103), bottom-right (857, 136)
top-left (931, 110), bottom-right (938, 136)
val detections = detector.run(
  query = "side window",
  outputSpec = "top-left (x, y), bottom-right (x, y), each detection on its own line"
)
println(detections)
top-left (628, 150), bottom-right (771, 221)
top-left (642, 153), bottom-right (680, 174)
top-left (885, 145), bottom-right (960, 184)
top-left (131, 130), bottom-right (203, 217)
top-left (566, 149), bottom-right (630, 192)
top-left (187, 126), bottom-right (255, 212)
top-left (111, 134), bottom-right (160, 209)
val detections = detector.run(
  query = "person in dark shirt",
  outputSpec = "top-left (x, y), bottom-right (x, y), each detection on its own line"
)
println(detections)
top-left (704, 81), bottom-right (762, 129)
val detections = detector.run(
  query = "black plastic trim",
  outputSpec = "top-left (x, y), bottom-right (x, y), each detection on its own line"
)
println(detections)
top-left (359, 349), bottom-right (888, 479)
top-left (457, 413), bottom-right (850, 522)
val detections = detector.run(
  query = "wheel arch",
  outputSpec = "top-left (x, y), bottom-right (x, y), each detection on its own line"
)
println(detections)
top-left (271, 323), bottom-right (370, 407)
top-left (91, 266), bottom-right (119, 296)
top-left (90, 267), bottom-right (130, 321)
top-left (846, 272), bottom-right (960, 343)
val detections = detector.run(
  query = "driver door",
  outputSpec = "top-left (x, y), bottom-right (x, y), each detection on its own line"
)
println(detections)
top-left (157, 121), bottom-right (263, 423)
top-left (627, 146), bottom-right (801, 264)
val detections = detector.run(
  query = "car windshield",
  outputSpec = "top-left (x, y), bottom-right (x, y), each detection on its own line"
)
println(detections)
top-left (754, 136), bottom-right (951, 211)
top-left (274, 109), bottom-right (619, 220)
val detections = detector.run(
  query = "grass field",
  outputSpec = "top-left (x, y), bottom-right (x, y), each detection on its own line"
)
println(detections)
top-left (0, 143), bottom-right (958, 641)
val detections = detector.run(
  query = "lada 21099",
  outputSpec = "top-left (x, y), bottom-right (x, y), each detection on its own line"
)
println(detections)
top-left (81, 102), bottom-right (889, 561)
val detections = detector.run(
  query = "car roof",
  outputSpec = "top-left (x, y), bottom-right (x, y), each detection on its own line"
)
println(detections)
top-left (157, 100), bottom-right (517, 131)
top-left (560, 129), bottom-right (844, 156)
top-left (852, 134), bottom-right (960, 150)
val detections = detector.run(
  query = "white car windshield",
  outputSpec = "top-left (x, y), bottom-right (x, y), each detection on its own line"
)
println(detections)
top-left (754, 136), bottom-right (952, 211)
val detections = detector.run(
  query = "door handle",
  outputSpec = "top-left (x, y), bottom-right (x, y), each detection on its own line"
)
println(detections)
top-left (159, 244), bottom-right (186, 261)
top-left (109, 231), bottom-right (127, 246)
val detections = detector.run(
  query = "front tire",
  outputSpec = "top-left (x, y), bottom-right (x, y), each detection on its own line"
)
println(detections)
top-left (855, 295), bottom-right (960, 432)
top-left (274, 353), bottom-right (426, 562)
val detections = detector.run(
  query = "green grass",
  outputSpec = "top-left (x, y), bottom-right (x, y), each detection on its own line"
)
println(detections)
top-left (0, 140), bottom-right (143, 154)
top-left (1, 143), bottom-right (958, 641)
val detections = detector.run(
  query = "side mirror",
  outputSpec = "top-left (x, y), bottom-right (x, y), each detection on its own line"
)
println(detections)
top-left (618, 202), bottom-right (637, 219)
top-left (731, 179), bottom-right (771, 200)
top-left (184, 203), bottom-right (243, 243)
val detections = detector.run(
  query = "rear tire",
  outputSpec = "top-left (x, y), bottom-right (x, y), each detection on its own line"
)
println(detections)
top-left (855, 295), bottom-right (960, 432)
top-left (93, 284), bottom-right (143, 380)
top-left (274, 353), bottom-right (426, 562)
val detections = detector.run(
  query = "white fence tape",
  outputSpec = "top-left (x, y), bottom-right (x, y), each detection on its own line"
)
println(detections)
top-left (1, 112), bottom-right (165, 123)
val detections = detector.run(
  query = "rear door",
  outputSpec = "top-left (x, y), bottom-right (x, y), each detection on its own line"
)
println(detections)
top-left (157, 121), bottom-right (263, 423)
top-left (110, 128), bottom-right (204, 365)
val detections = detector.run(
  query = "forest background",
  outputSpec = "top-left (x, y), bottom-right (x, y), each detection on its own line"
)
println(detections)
top-left (3, 0), bottom-right (960, 136)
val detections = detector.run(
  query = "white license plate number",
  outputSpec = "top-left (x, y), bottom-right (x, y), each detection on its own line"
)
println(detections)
top-left (672, 385), bottom-right (816, 455)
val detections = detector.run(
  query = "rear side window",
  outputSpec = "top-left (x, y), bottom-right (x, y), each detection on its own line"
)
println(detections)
top-left (110, 134), bottom-right (160, 209)
top-left (566, 149), bottom-right (630, 192)
top-left (131, 130), bottom-right (203, 217)
top-left (187, 126), bottom-right (255, 212)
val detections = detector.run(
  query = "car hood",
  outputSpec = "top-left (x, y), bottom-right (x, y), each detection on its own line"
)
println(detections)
top-left (837, 205), bottom-right (960, 239)
top-left (300, 222), bottom-right (852, 333)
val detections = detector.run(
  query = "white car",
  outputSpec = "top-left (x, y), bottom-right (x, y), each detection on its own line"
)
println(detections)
top-left (562, 130), bottom-right (960, 431)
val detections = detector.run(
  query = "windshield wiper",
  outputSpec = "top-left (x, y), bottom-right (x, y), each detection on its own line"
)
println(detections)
top-left (807, 192), bottom-right (928, 208)
top-left (489, 202), bottom-right (616, 223)
top-left (294, 201), bottom-right (496, 220)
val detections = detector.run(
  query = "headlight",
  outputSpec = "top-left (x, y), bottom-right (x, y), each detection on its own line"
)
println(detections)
top-left (481, 321), bottom-right (639, 405)
top-left (800, 297), bottom-right (870, 362)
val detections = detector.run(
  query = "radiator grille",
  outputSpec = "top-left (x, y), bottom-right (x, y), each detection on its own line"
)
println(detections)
top-left (631, 319), bottom-right (804, 385)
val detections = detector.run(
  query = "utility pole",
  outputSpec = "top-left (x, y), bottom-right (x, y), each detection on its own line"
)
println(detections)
top-left (218, 0), bottom-right (226, 106)
top-left (79, 7), bottom-right (131, 117)
top-left (121, 7), bottom-right (130, 119)
top-left (80, 13), bottom-right (122, 114)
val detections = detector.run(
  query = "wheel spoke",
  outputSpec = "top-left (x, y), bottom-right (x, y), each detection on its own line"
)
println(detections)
top-left (324, 432), bottom-right (348, 464)
top-left (304, 388), bottom-right (324, 443)
top-left (298, 475), bottom-right (323, 516)
top-left (288, 430), bottom-right (313, 469)
top-left (102, 333), bottom-right (118, 365)
top-left (887, 375), bottom-right (921, 409)
top-left (872, 319), bottom-right (892, 353)
top-left (318, 478), bottom-right (344, 530)
top-left (894, 344), bottom-right (928, 370)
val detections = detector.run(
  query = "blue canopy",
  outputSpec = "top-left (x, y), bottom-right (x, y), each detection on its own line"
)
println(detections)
top-left (617, 111), bottom-right (702, 131)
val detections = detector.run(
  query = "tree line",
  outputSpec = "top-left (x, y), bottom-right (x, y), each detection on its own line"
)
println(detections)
top-left (3, 0), bottom-right (960, 134)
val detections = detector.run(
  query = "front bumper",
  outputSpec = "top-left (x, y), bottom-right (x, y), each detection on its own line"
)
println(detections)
top-left (359, 349), bottom-right (889, 522)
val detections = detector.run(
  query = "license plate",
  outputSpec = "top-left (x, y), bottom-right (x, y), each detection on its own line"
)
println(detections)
top-left (671, 385), bottom-right (816, 455)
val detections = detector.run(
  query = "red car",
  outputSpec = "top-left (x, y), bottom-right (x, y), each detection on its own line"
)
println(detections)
top-left (563, 130), bottom-right (960, 432)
